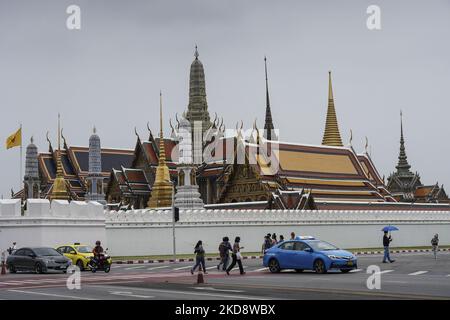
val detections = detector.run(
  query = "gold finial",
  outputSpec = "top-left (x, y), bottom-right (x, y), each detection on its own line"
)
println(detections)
top-left (93, 126), bottom-right (97, 134)
top-left (30, 136), bottom-right (34, 144)
top-left (147, 91), bottom-right (173, 208)
top-left (322, 71), bottom-right (343, 147)
top-left (349, 129), bottom-right (353, 146)
top-left (50, 113), bottom-right (69, 201)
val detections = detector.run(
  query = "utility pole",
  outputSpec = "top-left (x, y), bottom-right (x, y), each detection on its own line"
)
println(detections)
top-left (171, 181), bottom-right (176, 263)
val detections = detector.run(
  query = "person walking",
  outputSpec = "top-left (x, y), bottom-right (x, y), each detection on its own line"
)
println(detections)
top-left (382, 231), bottom-right (395, 263)
top-left (262, 235), bottom-right (272, 254)
top-left (279, 235), bottom-right (285, 242)
top-left (431, 234), bottom-right (439, 260)
top-left (290, 232), bottom-right (296, 240)
top-left (226, 237), bottom-right (245, 275)
top-left (271, 233), bottom-right (278, 246)
top-left (191, 240), bottom-right (207, 274)
top-left (217, 237), bottom-right (232, 271)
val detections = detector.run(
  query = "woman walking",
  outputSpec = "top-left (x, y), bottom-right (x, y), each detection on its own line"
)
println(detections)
top-left (431, 234), bottom-right (439, 260)
top-left (191, 240), bottom-right (207, 274)
top-left (226, 237), bottom-right (245, 275)
top-left (217, 237), bottom-right (232, 271)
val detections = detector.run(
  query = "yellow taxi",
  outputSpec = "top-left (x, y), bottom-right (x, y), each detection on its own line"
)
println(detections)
top-left (56, 243), bottom-right (94, 271)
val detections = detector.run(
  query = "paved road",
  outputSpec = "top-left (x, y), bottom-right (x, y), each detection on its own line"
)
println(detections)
top-left (1, 252), bottom-right (449, 300)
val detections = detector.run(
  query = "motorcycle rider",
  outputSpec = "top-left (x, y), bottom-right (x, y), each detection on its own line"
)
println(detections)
top-left (92, 240), bottom-right (104, 265)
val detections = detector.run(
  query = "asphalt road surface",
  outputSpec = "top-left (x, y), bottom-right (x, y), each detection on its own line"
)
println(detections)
top-left (1, 252), bottom-right (449, 300)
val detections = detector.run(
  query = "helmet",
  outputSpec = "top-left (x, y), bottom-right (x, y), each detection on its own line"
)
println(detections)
top-left (95, 240), bottom-right (101, 245)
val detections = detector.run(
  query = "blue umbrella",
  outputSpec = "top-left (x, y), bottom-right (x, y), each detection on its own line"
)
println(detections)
top-left (382, 226), bottom-right (399, 232)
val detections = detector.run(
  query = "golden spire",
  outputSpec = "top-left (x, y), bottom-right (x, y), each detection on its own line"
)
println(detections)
top-left (50, 114), bottom-right (69, 201)
top-left (147, 91), bottom-right (173, 208)
top-left (322, 71), bottom-right (343, 147)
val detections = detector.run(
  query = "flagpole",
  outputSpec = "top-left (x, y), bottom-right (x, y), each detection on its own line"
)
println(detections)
top-left (20, 123), bottom-right (23, 193)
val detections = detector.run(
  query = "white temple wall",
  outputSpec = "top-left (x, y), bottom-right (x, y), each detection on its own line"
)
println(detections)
top-left (0, 199), bottom-right (106, 251)
top-left (2, 201), bottom-right (450, 257)
top-left (105, 209), bottom-right (450, 256)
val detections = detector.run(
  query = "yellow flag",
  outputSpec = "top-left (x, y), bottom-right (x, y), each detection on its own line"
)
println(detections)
top-left (6, 127), bottom-right (22, 150)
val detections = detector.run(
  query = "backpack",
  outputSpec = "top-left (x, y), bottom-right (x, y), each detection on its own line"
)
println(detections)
top-left (219, 243), bottom-right (226, 255)
top-left (264, 239), bottom-right (272, 250)
top-left (431, 238), bottom-right (438, 246)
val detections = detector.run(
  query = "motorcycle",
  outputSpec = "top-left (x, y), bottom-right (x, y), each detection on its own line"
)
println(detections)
top-left (87, 249), bottom-right (111, 273)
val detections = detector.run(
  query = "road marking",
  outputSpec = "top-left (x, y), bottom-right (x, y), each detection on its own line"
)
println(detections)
top-left (93, 284), bottom-right (268, 300)
top-left (8, 289), bottom-right (96, 300)
top-left (408, 271), bottom-right (428, 276)
top-left (191, 287), bottom-right (244, 293)
top-left (254, 267), bottom-right (268, 272)
top-left (376, 270), bottom-right (394, 275)
top-left (124, 266), bottom-right (147, 270)
top-left (205, 266), bottom-right (217, 270)
top-left (147, 265), bottom-right (170, 271)
top-left (349, 269), bottom-right (362, 273)
top-left (109, 291), bottom-right (154, 299)
top-left (173, 265), bottom-right (192, 271)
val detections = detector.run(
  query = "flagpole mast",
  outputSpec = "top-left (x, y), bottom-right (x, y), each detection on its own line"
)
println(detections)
top-left (20, 123), bottom-right (22, 193)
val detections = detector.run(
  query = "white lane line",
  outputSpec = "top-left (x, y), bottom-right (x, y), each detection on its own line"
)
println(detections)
top-left (109, 291), bottom-right (154, 299)
top-left (147, 265), bottom-right (170, 271)
top-left (254, 267), bottom-right (268, 272)
top-left (8, 289), bottom-right (96, 300)
top-left (408, 271), bottom-right (428, 276)
top-left (192, 287), bottom-right (245, 293)
top-left (349, 268), bottom-right (363, 273)
top-left (124, 265), bottom-right (147, 271)
top-left (205, 266), bottom-right (217, 270)
top-left (173, 265), bottom-right (192, 271)
top-left (93, 284), bottom-right (268, 300)
top-left (377, 270), bottom-right (394, 275)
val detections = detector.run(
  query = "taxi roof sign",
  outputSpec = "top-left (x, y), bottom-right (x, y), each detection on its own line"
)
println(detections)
top-left (295, 236), bottom-right (315, 240)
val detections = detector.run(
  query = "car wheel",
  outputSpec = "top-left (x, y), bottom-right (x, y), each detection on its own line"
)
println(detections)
top-left (313, 259), bottom-right (327, 274)
top-left (104, 266), bottom-right (111, 273)
top-left (35, 263), bottom-right (43, 274)
top-left (91, 267), bottom-right (97, 273)
top-left (340, 269), bottom-right (351, 273)
top-left (8, 264), bottom-right (16, 273)
top-left (295, 269), bottom-right (304, 273)
top-left (76, 260), bottom-right (84, 271)
top-left (268, 259), bottom-right (281, 273)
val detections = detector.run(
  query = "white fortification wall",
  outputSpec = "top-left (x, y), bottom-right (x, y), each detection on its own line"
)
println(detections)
top-left (0, 199), bottom-right (106, 252)
top-left (2, 200), bottom-right (450, 257)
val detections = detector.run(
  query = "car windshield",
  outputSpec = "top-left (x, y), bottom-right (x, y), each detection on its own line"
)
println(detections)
top-left (75, 246), bottom-right (92, 253)
top-left (33, 248), bottom-right (61, 256)
top-left (308, 241), bottom-right (338, 251)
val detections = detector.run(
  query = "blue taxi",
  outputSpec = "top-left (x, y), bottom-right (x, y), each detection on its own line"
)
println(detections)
top-left (263, 236), bottom-right (357, 274)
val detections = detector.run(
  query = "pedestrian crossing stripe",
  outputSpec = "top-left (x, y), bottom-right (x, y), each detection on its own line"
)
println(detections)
top-left (408, 271), bottom-right (428, 276)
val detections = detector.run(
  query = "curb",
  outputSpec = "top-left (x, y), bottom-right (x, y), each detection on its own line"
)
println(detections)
top-left (352, 248), bottom-right (449, 256)
top-left (112, 249), bottom-right (448, 264)
top-left (113, 255), bottom-right (264, 265)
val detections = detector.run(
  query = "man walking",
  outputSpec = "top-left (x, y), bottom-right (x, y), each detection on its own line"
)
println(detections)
top-left (262, 235), bottom-right (272, 254)
top-left (431, 234), bottom-right (439, 260)
top-left (382, 231), bottom-right (395, 263)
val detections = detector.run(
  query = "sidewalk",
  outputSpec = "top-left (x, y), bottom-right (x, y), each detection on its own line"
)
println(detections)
top-left (112, 247), bottom-right (449, 265)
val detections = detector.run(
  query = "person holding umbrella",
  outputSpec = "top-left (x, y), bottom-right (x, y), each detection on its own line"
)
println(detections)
top-left (382, 226), bottom-right (397, 263)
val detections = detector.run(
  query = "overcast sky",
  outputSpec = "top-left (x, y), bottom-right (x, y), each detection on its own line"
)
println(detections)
top-left (1, 0), bottom-right (449, 197)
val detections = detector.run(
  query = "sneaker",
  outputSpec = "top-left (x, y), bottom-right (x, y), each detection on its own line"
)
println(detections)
top-left (382, 261), bottom-right (387, 263)
top-left (217, 265), bottom-right (220, 270)
top-left (190, 269), bottom-right (194, 275)
top-left (390, 260), bottom-right (395, 263)
top-left (240, 272), bottom-right (246, 275)
top-left (226, 270), bottom-right (230, 275)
